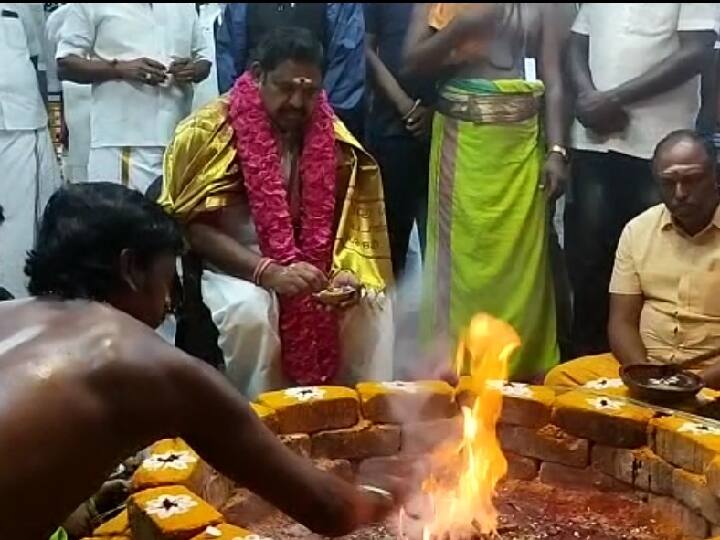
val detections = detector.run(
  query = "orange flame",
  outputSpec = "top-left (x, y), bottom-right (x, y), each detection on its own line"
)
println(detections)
top-left (400, 313), bottom-right (520, 540)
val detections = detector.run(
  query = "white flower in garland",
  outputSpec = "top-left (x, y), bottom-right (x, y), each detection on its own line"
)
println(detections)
top-left (584, 378), bottom-right (625, 390)
top-left (144, 494), bottom-right (198, 520)
top-left (486, 380), bottom-right (533, 398)
top-left (284, 387), bottom-right (326, 402)
top-left (501, 382), bottom-right (533, 398)
top-left (381, 381), bottom-right (419, 393)
top-left (678, 421), bottom-right (720, 436)
top-left (142, 450), bottom-right (197, 472)
top-left (587, 396), bottom-right (623, 411)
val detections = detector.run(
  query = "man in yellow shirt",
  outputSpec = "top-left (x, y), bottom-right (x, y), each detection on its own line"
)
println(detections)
top-left (547, 130), bottom-right (720, 388)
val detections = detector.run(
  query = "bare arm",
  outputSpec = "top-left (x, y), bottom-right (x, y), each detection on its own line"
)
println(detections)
top-left (58, 55), bottom-right (123, 83)
top-left (58, 55), bottom-right (168, 85)
top-left (186, 207), bottom-right (261, 282)
top-left (539, 4), bottom-right (568, 148)
top-left (187, 207), bottom-right (326, 294)
top-left (366, 34), bottom-right (413, 117)
top-left (118, 335), bottom-right (396, 536)
top-left (608, 293), bottom-right (647, 367)
top-left (568, 32), bottom-right (595, 96)
top-left (610, 31), bottom-right (716, 106)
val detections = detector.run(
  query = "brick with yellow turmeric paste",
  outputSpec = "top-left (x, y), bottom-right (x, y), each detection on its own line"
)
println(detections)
top-left (357, 380), bottom-right (457, 423)
top-left (250, 402), bottom-right (279, 432)
top-left (258, 386), bottom-right (358, 434)
top-left (650, 415), bottom-right (720, 474)
top-left (132, 439), bottom-right (208, 495)
top-left (552, 390), bottom-right (653, 448)
top-left (93, 509), bottom-right (129, 536)
top-left (129, 485), bottom-right (222, 540)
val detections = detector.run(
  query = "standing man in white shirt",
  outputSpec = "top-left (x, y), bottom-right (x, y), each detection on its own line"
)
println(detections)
top-left (47, 3), bottom-right (92, 182)
top-left (0, 2), bottom-right (63, 298)
top-left (56, 3), bottom-right (211, 193)
top-left (565, 3), bottom-right (718, 358)
top-left (192, 3), bottom-right (224, 111)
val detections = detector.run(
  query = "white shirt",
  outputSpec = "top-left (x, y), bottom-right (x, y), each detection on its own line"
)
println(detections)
top-left (571, 3), bottom-right (718, 160)
top-left (192, 3), bottom-right (223, 111)
top-left (56, 3), bottom-right (211, 148)
top-left (0, 3), bottom-right (47, 130)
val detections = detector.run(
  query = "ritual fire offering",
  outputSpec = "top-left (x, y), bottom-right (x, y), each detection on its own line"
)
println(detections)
top-left (91, 314), bottom-right (720, 540)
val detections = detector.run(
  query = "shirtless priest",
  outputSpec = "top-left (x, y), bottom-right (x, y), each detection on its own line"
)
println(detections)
top-left (0, 183), bottom-right (402, 540)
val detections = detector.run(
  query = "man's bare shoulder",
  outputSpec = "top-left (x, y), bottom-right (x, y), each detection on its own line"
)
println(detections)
top-left (0, 299), bottom-right (182, 383)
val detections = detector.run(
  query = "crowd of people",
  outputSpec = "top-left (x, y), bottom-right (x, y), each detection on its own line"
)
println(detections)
top-left (0, 3), bottom-right (720, 538)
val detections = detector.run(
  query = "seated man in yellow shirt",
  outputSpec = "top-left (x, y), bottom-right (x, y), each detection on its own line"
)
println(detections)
top-left (546, 129), bottom-right (720, 389)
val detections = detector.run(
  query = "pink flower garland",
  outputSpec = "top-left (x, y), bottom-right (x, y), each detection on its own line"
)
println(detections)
top-left (228, 71), bottom-right (340, 384)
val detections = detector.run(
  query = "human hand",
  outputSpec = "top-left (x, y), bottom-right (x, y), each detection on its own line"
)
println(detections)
top-left (168, 57), bottom-right (196, 84)
top-left (116, 57), bottom-right (167, 85)
top-left (352, 459), bottom-right (416, 527)
top-left (541, 152), bottom-right (570, 202)
top-left (261, 262), bottom-right (327, 296)
top-left (576, 90), bottom-right (629, 134)
top-left (405, 105), bottom-right (432, 140)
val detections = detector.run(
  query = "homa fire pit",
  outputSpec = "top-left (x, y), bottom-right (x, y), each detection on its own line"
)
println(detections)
top-left (87, 317), bottom-right (720, 540)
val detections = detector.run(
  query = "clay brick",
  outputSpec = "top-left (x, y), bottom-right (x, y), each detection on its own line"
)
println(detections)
top-left (705, 458), bottom-right (720, 499)
top-left (190, 524), bottom-right (253, 540)
top-left (505, 451), bottom-right (538, 481)
top-left (672, 468), bottom-right (720, 525)
top-left (648, 494), bottom-right (710, 540)
top-left (279, 433), bottom-right (311, 457)
top-left (196, 469), bottom-right (233, 511)
top-left (357, 455), bottom-right (431, 484)
top-left (401, 416), bottom-right (463, 454)
top-left (250, 403), bottom-right (279, 433)
top-left (590, 445), bottom-right (673, 495)
top-left (456, 378), bottom-right (555, 428)
top-left (129, 485), bottom-right (222, 540)
top-left (311, 421), bottom-right (400, 460)
top-left (131, 439), bottom-right (209, 495)
top-left (357, 381), bottom-right (457, 423)
top-left (650, 416), bottom-right (720, 475)
top-left (538, 462), bottom-right (632, 492)
top-left (258, 386), bottom-right (359, 434)
top-left (552, 391), bottom-right (653, 448)
top-left (220, 488), bottom-right (274, 527)
top-left (590, 445), bottom-right (637, 485)
top-left (93, 509), bottom-right (129, 536)
top-left (314, 458), bottom-right (354, 482)
top-left (498, 424), bottom-right (589, 468)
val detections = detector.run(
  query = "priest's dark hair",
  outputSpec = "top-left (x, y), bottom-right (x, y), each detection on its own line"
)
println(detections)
top-left (25, 182), bottom-right (184, 300)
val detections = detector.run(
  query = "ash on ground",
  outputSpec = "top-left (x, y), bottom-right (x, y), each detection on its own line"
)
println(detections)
top-left (243, 480), bottom-right (683, 540)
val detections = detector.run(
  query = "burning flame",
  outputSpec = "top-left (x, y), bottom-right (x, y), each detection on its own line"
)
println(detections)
top-left (400, 313), bottom-right (521, 540)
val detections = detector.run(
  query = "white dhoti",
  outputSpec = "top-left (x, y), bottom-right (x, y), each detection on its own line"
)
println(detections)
top-left (87, 146), bottom-right (164, 194)
top-left (0, 129), bottom-right (63, 298)
top-left (201, 269), bottom-right (395, 399)
top-left (63, 82), bottom-right (91, 183)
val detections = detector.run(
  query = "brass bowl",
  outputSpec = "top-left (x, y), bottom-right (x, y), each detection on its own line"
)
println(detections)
top-left (312, 286), bottom-right (357, 306)
top-left (620, 363), bottom-right (704, 405)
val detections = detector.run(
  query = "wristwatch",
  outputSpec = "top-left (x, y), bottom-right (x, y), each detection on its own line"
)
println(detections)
top-left (548, 144), bottom-right (568, 162)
